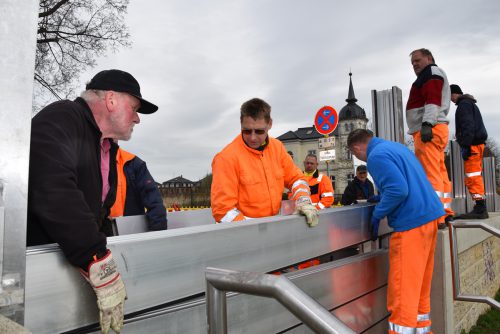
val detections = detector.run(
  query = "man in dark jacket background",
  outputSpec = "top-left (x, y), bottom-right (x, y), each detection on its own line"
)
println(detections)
top-left (450, 84), bottom-right (489, 219)
top-left (109, 146), bottom-right (167, 231)
top-left (341, 165), bottom-right (375, 205)
top-left (28, 69), bottom-right (158, 333)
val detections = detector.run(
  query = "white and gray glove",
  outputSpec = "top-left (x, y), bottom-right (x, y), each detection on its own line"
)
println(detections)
top-left (294, 196), bottom-right (319, 227)
top-left (80, 250), bottom-right (127, 334)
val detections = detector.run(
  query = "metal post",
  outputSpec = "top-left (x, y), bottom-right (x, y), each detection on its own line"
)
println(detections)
top-left (205, 267), bottom-right (355, 334)
top-left (206, 281), bottom-right (227, 334)
top-left (0, 0), bottom-right (39, 325)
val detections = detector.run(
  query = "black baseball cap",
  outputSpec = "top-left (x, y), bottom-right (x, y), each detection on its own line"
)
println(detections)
top-left (86, 69), bottom-right (158, 114)
top-left (450, 84), bottom-right (463, 95)
top-left (356, 165), bottom-right (367, 172)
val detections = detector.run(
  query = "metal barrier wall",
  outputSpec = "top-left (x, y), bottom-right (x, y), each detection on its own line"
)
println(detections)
top-left (25, 204), bottom-right (391, 333)
top-left (371, 86), bottom-right (404, 144)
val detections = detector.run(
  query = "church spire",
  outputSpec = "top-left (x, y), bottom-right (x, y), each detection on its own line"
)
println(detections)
top-left (346, 71), bottom-right (358, 103)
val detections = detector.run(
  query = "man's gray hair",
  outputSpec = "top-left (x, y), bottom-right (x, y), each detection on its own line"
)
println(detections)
top-left (80, 89), bottom-right (106, 103)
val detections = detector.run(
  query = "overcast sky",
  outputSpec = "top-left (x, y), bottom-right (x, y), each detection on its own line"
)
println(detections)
top-left (78, 0), bottom-right (500, 182)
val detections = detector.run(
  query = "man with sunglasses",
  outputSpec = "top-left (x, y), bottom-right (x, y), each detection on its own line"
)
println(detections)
top-left (211, 98), bottom-right (318, 226)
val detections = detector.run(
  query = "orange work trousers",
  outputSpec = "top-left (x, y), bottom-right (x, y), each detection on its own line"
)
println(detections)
top-left (413, 124), bottom-right (454, 222)
top-left (387, 219), bottom-right (438, 334)
top-left (464, 144), bottom-right (485, 200)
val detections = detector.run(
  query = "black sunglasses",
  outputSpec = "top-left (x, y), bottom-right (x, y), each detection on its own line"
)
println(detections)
top-left (242, 129), bottom-right (266, 135)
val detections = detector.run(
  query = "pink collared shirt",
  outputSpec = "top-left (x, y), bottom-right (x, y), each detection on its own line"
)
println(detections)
top-left (100, 139), bottom-right (111, 203)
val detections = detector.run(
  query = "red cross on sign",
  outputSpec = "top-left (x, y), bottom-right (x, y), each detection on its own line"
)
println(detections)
top-left (314, 106), bottom-right (338, 135)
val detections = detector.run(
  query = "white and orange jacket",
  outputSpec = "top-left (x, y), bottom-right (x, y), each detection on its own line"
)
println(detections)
top-left (211, 135), bottom-right (310, 223)
top-left (305, 170), bottom-right (334, 209)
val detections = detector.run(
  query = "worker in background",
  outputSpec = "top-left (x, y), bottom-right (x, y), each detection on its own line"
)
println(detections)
top-left (341, 165), bottom-right (376, 205)
top-left (450, 84), bottom-right (489, 219)
top-left (211, 98), bottom-right (318, 227)
top-left (302, 154), bottom-right (334, 209)
top-left (28, 69), bottom-right (158, 334)
top-left (348, 129), bottom-right (444, 334)
top-left (109, 146), bottom-right (168, 230)
top-left (406, 48), bottom-right (454, 228)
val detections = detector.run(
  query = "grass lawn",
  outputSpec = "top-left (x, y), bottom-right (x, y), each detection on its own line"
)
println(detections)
top-left (462, 288), bottom-right (500, 334)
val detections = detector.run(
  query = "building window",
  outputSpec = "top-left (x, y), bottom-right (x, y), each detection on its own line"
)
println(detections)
top-left (308, 149), bottom-right (316, 156)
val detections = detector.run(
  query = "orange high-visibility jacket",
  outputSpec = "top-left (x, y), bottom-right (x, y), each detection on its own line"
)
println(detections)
top-left (211, 135), bottom-right (310, 222)
top-left (306, 170), bottom-right (334, 209)
top-left (109, 148), bottom-right (136, 218)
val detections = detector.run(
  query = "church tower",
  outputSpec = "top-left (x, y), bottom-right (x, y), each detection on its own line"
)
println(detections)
top-left (332, 72), bottom-right (368, 193)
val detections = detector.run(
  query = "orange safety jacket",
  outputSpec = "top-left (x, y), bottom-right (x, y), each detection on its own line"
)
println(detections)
top-left (211, 135), bottom-right (310, 223)
top-left (305, 170), bottom-right (334, 210)
top-left (109, 148), bottom-right (136, 218)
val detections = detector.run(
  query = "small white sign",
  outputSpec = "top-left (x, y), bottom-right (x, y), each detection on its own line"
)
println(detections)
top-left (318, 136), bottom-right (335, 149)
top-left (319, 149), bottom-right (336, 161)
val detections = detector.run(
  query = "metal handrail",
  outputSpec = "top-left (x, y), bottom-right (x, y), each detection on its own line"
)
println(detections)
top-left (205, 267), bottom-right (355, 334)
top-left (448, 221), bottom-right (500, 310)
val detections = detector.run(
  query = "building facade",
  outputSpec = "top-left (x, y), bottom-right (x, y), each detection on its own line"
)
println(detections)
top-left (277, 72), bottom-right (368, 194)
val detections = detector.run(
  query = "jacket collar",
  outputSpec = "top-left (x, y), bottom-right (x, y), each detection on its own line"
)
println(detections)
top-left (367, 137), bottom-right (383, 159)
top-left (237, 134), bottom-right (270, 155)
top-left (75, 97), bottom-right (102, 137)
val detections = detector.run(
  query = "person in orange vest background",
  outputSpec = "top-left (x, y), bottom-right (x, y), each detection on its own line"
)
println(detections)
top-left (406, 48), bottom-right (454, 228)
top-left (302, 154), bottom-right (334, 209)
top-left (211, 98), bottom-right (318, 226)
top-left (348, 129), bottom-right (444, 334)
top-left (109, 146), bottom-right (167, 231)
top-left (450, 84), bottom-right (489, 219)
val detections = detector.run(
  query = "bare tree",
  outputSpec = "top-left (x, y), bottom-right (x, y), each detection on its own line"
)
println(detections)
top-left (34, 0), bottom-right (131, 110)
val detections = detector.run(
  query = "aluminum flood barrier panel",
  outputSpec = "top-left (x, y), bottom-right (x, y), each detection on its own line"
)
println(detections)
top-left (25, 204), bottom-right (390, 333)
top-left (82, 251), bottom-right (389, 333)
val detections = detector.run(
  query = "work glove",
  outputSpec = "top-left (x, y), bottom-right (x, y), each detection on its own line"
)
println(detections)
top-left (367, 195), bottom-right (381, 203)
top-left (461, 146), bottom-right (471, 161)
top-left (370, 216), bottom-right (380, 241)
top-left (80, 250), bottom-right (127, 334)
top-left (294, 196), bottom-right (319, 227)
top-left (420, 122), bottom-right (433, 143)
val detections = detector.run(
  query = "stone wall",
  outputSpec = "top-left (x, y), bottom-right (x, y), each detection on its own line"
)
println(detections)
top-left (453, 236), bottom-right (500, 333)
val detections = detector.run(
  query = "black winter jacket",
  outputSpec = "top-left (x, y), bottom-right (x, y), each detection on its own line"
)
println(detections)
top-left (454, 95), bottom-right (488, 147)
top-left (341, 177), bottom-right (375, 205)
top-left (122, 156), bottom-right (167, 231)
top-left (28, 98), bottom-right (117, 269)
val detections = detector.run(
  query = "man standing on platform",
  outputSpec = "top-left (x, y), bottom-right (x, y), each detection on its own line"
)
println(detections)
top-left (406, 48), bottom-right (454, 227)
top-left (450, 84), bottom-right (489, 219)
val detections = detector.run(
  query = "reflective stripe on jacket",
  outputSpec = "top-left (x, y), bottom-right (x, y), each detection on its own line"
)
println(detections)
top-left (211, 135), bottom-right (310, 222)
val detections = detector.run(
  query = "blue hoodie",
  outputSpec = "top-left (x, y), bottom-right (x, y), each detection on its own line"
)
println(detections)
top-left (367, 137), bottom-right (444, 231)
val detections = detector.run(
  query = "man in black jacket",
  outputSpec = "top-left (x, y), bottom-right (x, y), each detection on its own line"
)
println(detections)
top-left (341, 165), bottom-right (375, 205)
top-left (28, 69), bottom-right (158, 333)
top-left (450, 84), bottom-right (489, 219)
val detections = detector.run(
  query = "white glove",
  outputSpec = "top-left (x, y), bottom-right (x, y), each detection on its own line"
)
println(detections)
top-left (80, 250), bottom-right (127, 334)
top-left (295, 196), bottom-right (319, 227)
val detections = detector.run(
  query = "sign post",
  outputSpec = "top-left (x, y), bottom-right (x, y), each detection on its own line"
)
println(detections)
top-left (314, 106), bottom-right (338, 177)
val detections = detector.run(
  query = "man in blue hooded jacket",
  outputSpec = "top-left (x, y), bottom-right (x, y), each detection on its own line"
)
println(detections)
top-left (347, 129), bottom-right (444, 334)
